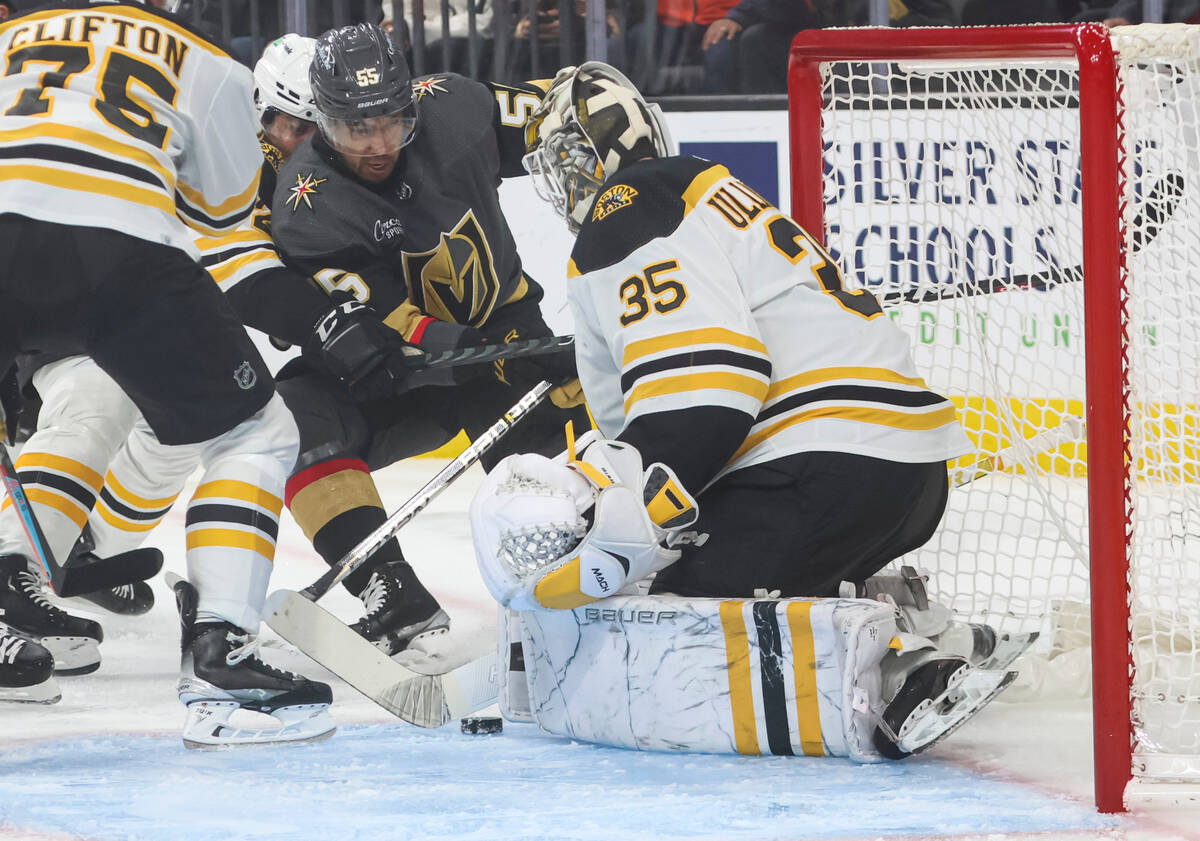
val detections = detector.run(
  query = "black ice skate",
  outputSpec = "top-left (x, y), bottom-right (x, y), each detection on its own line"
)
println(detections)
top-left (350, 562), bottom-right (450, 657)
top-left (874, 649), bottom-right (1016, 760)
top-left (174, 578), bottom-right (336, 749)
top-left (66, 529), bottom-right (158, 616)
top-left (0, 623), bottom-right (60, 704)
top-left (0, 554), bottom-right (102, 674)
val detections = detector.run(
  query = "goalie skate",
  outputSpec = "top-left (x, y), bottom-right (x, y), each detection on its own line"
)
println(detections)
top-left (175, 578), bottom-right (335, 749)
top-left (0, 624), bottom-right (60, 704)
top-left (875, 655), bottom-right (1016, 760)
top-left (975, 630), bottom-right (1039, 672)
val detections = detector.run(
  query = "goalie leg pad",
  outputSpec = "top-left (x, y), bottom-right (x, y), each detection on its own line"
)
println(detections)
top-left (498, 606), bottom-right (533, 722)
top-left (519, 594), bottom-right (899, 761)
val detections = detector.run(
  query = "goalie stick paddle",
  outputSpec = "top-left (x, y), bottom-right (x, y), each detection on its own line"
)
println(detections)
top-left (264, 588), bottom-right (499, 727)
top-left (403, 334), bottom-right (574, 371)
top-left (0, 444), bottom-right (162, 597)
top-left (292, 379), bottom-right (554, 603)
top-left (880, 171), bottom-right (1185, 307)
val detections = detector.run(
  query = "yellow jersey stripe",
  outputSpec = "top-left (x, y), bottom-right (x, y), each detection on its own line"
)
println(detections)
top-left (681, 164), bottom-right (731, 210)
top-left (623, 372), bottom-right (769, 415)
top-left (191, 480), bottom-right (283, 515)
top-left (195, 228), bottom-right (274, 251)
top-left (766, 367), bottom-right (931, 402)
top-left (3, 488), bottom-right (89, 528)
top-left (186, 528), bottom-right (276, 561)
top-left (719, 600), bottom-right (760, 755)
top-left (623, 328), bottom-right (767, 367)
top-left (0, 123), bottom-right (174, 190)
top-left (14, 453), bottom-right (103, 490)
top-left (0, 165), bottom-right (175, 216)
top-left (209, 249), bottom-right (278, 285)
top-left (103, 472), bottom-right (178, 511)
top-left (177, 175), bottom-right (259, 219)
top-left (94, 504), bottom-right (161, 533)
top-left (786, 601), bottom-right (825, 757)
top-left (732, 403), bottom-right (962, 462)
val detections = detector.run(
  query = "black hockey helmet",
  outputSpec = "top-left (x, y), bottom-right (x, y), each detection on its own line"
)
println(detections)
top-left (309, 23), bottom-right (417, 156)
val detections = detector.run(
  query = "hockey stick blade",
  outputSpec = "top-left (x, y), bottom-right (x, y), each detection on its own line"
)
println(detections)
top-left (403, 335), bottom-right (574, 371)
top-left (264, 589), bottom-right (499, 727)
top-left (881, 170), bottom-right (1185, 307)
top-left (0, 444), bottom-right (160, 596)
top-left (299, 379), bottom-right (553, 602)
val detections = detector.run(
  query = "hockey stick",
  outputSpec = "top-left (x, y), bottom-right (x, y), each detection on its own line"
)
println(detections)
top-left (296, 378), bottom-right (553, 602)
top-left (950, 415), bottom-right (1086, 488)
top-left (404, 334), bottom-right (574, 371)
top-left (880, 171), bottom-right (1185, 307)
top-left (0, 444), bottom-right (162, 597)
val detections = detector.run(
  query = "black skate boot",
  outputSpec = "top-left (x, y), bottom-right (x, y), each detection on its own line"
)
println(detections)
top-left (0, 624), bottom-right (60, 704)
top-left (0, 554), bottom-right (102, 675)
top-left (874, 648), bottom-right (1016, 760)
top-left (349, 561), bottom-right (450, 657)
top-left (174, 577), bottom-right (335, 749)
top-left (66, 528), bottom-right (158, 616)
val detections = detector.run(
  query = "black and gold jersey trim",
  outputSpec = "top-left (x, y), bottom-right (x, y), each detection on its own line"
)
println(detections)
top-left (757, 384), bottom-right (949, 424)
top-left (571, 156), bottom-right (714, 275)
top-left (186, 503), bottom-right (280, 542)
top-left (98, 487), bottom-right (172, 523)
top-left (0, 143), bottom-right (168, 190)
top-left (620, 349), bottom-right (773, 394)
top-left (198, 241), bottom-right (263, 269)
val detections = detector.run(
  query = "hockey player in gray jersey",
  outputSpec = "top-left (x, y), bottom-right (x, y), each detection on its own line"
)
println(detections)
top-left (268, 22), bottom-right (589, 658)
top-left (470, 63), bottom-right (1025, 761)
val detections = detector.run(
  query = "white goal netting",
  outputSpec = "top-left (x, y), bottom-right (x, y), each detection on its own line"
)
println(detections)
top-left (807, 24), bottom-right (1200, 783)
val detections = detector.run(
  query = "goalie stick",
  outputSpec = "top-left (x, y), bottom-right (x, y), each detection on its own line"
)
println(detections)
top-left (880, 171), bottom-right (1185, 307)
top-left (264, 381), bottom-right (552, 724)
top-left (0, 444), bottom-right (162, 597)
top-left (294, 379), bottom-right (553, 602)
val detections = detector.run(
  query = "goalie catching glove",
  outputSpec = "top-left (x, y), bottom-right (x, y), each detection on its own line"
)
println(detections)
top-left (470, 436), bottom-right (701, 610)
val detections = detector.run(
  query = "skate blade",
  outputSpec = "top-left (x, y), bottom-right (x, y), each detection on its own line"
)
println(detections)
top-left (40, 637), bottom-right (100, 675)
top-left (897, 668), bottom-right (1017, 755)
top-left (181, 700), bottom-right (337, 749)
top-left (977, 631), bottom-right (1040, 672)
top-left (0, 677), bottom-right (62, 704)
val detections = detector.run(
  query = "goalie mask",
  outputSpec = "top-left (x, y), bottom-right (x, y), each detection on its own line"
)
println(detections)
top-left (309, 23), bottom-right (418, 159)
top-left (522, 62), bottom-right (673, 233)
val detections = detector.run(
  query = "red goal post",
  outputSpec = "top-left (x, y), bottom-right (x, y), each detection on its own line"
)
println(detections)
top-left (787, 23), bottom-right (1198, 813)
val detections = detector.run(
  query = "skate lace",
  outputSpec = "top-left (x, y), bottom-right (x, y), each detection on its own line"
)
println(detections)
top-left (16, 571), bottom-right (67, 618)
top-left (359, 571), bottom-right (395, 619)
top-left (223, 630), bottom-right (298, 680)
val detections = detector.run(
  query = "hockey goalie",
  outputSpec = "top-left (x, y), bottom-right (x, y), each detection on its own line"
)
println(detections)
top-left (468, 62), bottom-right (1032, 761)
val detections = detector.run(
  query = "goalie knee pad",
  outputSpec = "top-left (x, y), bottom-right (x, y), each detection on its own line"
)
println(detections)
top-left (470, 437), bottom-right (699, 610)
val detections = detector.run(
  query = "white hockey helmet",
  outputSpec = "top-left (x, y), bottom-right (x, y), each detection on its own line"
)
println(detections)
top-left (522, 61), bottom-right (673, 233)
top-left (254, 33), bottom-right (319, 124)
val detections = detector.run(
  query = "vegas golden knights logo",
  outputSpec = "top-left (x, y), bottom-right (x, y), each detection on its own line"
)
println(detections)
top-left (401, 210), bottom-right (501, 327)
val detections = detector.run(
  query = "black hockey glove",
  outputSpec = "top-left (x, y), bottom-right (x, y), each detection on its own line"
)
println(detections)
top-left (303, 295), bottom-right (418, 402)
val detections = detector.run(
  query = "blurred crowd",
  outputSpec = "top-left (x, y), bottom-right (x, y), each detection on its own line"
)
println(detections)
top-left (175, 0), bottom-right (1200, 95)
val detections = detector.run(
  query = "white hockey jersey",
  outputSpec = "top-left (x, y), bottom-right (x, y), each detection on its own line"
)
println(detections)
top-left (567, 158), bottom-right (971, 484)
top-left (0, 1), bottom-right (262, 256)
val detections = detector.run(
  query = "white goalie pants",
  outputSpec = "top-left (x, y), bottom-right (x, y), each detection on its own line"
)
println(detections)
top-left (501, 594), bottom-right (900, 761)
top-left (0, 356), bottom-right (298, 629)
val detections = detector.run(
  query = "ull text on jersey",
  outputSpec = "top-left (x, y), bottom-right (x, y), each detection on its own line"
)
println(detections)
top-left (8, 14), bottom-right (189, 78)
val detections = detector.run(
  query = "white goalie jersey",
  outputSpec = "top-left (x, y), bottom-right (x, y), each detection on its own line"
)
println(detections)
top-left (0, 1), bottom-right (262, 257)
top-left (566, 157), bottom-right (971, 482)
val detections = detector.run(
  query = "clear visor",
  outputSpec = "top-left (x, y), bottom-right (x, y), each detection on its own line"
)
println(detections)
top-left (318, 109), bottom-right (417, 157)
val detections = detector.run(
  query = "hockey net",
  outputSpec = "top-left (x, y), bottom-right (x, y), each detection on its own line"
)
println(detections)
top-left (789, 24), bottom-right (1200, 810)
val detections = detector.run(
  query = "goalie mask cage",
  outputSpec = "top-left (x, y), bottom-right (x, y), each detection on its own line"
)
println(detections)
top-left (789, 24), bottom-right (1200, 813)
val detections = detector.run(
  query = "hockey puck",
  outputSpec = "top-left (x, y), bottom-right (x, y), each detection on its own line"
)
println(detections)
top-left (461, 716), bottom-right (503, 735)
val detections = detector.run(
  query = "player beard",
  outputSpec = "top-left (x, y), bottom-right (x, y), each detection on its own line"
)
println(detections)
top-left (346, 150), bottom-right (401, 183)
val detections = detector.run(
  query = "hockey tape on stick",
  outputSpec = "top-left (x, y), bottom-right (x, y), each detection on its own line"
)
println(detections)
top-left (298, 379), bottom-right (554, 602)
top-left (402, 335), bottom-right (574, 371)
top-left (950, 415), bottom-right (1086, 488)
top-left (0, 444), bottom-right (160, 596)
top-left (880, 171), bottom-right (1185, 307)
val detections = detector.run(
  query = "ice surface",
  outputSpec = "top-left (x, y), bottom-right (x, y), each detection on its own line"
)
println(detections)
top-left (2, 460), bottom-right (1199, 841)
